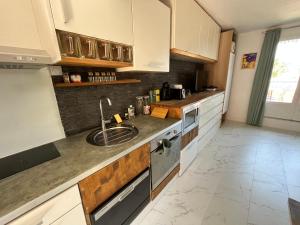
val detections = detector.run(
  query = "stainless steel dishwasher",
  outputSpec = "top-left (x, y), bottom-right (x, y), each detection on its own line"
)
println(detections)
top-left (150, 122), bottom-right (182, 191)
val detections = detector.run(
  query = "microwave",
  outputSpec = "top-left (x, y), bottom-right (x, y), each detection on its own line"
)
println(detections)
top-left (182, 103), bottom-right (199, 135)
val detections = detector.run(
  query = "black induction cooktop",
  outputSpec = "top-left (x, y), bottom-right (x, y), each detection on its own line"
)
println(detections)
top-left (0, 143), bottom-right (60, 180)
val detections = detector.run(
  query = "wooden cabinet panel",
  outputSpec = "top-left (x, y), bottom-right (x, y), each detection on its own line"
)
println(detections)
top-left (78, 144), bottom-right (150, 214)
top-left (181, 126), bottom-right (199, 150)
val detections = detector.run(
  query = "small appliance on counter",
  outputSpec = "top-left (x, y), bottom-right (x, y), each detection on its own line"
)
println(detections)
top-left (170, 84), bottom-right (186, 100)
top-left (161, 82), bottom-right (171, 100)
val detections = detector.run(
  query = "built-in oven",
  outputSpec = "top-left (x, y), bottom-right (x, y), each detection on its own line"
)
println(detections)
top-left (150, 123), bottom-right (182, 193)
top-left (182, 103), bottom-right (199, 135)
top-left (90, 169), bottom-right (150, 225)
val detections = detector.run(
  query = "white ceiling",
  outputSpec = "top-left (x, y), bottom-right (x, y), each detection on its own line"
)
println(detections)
top-left (196, 0), bottom-right (300, 32)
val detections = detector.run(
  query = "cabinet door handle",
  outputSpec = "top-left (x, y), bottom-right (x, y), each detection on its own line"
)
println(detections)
top-left (60, 0), bottom-right (72, 23)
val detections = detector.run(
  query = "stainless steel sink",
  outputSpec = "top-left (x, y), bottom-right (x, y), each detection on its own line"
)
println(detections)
top-left (86, 124), bottom-right (138, 147)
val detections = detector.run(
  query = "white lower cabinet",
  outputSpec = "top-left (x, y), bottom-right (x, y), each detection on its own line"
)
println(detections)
top-left (51, 204), bottom-right (86, 225)
top-left (180, 93), bottom-right (224, 176)
top-left (8, 186), bottom-right (86, 225)
top-left (180, 139), bottom-right (198, 176)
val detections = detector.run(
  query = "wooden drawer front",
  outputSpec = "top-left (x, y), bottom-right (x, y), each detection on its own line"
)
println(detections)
top-left (199, 103), bottom-right (223, 129)
top-left (198, 113), bottom-right (222, 141)
top-left (199, 94), bottom-right (224, 116)
top-left (78, 144), bottom-right (150, 214)
top-left (9, 186), bottom-right (81, 225)
top-left (181, 126), bottom-right (198, 150)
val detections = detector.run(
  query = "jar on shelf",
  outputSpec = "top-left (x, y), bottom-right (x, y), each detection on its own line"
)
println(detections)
top-left (79, 36), bottom-right (97, 59)
top-left (135, 96), bottom-right (144, 115)
top-left (97, 40), bottom-right (112, 60)
top-left (57, 30), bottom-right (80, 57)
top-left (111, 44), bottom-right (123, 61)
top-left (123, 46), bottom-right (133, 63)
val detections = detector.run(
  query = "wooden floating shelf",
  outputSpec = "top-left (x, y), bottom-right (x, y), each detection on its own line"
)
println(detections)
top-left (54, 79), bottom-right (141, 88)
top-left (170, 48), bottom-right (217, 64)
top-left (57, 57), bottom-right (133, 68)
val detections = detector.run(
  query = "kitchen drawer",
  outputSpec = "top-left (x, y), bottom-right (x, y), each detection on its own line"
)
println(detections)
top-left (8, 186), bottom-right (82, 225)
top-left (197, 120), bottom-right (221, 153)
top-left (199, 103), bottom-right (223, 129)
top-left (79, 144), bottom-right (150, 214)
top-left (180, 140), bottom-right (198, 176)
top-left (199, 94), bottom-right (224, 116)
top-left (51, 204), bottom-right (86, 225)
top-left (198, 113), bottom-right (222, 141)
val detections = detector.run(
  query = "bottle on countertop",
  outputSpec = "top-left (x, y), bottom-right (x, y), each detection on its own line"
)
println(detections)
top-left (128, 105), bottom-right (135, 119)
top-left (143, 96), bottom-right (151, 115)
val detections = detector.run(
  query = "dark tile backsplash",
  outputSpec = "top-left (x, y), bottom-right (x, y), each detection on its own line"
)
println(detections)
top-left (53, 59), bottom-right (203, 135)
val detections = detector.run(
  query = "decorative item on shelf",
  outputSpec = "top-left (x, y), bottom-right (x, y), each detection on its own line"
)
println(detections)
top-left (62, 72), bottom-right (70, 83)
top-left (135, 96), bottom-right (144, 115)
top-left (143, 96), bottom-right (151, 115)
top-left (70, 74), bottom-right (82, 83)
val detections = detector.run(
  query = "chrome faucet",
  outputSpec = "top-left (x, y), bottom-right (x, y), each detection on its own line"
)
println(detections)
top-left (99, 96), bottom-right (112, 144)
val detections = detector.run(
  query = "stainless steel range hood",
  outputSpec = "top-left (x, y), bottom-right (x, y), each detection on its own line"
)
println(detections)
top-left (0, 46), bottom-right (53, 69)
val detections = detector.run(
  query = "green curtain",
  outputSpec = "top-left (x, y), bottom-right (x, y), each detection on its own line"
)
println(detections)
top-left (246, 28), bottom-right (281, 126)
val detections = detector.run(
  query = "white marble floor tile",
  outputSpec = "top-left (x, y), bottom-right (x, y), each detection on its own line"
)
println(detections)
top-left (136, 122), bottom-right (299, 225)
top-left (250, 180), bottom-right (289, 212)
top-left (248, 202), bottom-right (290, 225)
top-left (201, 196), bottom-right (249, 225)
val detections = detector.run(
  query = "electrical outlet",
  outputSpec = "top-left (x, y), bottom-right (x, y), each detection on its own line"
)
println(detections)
top-left (49, 66), bottom-right (63, 76)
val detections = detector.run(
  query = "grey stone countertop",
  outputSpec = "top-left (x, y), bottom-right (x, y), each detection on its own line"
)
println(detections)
top-left (0, 116), bottom-right (181, 225)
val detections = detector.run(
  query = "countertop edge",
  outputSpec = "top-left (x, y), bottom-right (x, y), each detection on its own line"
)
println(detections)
top-left (1, 120), bottom-right (182, 225)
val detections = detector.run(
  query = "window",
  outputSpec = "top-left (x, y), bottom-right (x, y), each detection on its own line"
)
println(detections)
top-left (266, 39), bottom-right (300, 103)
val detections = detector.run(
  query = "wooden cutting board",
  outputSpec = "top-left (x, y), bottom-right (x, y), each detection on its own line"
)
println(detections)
top-left (151, 107), bottom-right (169, 119)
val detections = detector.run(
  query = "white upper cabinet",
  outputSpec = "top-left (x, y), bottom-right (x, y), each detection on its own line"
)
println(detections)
top-left (49, 0), bottom-right (133, 45)
top-left (118, 0), bottom-right (170, 72)
top-left (0, 0), bottom-right (60, 64)
top-left (166, 0), bottom-right (221, 61)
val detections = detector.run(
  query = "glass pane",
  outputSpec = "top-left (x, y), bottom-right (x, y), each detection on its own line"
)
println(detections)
top-left (267, 39), bottom-right (300, 103)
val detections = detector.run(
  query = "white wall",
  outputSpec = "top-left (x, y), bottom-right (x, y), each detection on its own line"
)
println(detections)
top-left (227, 29), bottom-right (265, 122)
top-left (0, 67), bottom-right (65, 158)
